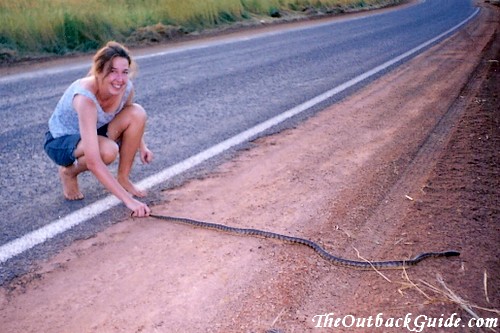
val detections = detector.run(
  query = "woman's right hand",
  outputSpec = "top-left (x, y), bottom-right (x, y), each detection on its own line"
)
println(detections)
top-left (127, 198), bottom-right (151, 217)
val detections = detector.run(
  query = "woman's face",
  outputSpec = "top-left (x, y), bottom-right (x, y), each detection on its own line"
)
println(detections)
top-left (100, 56), bottom-right (130, 96)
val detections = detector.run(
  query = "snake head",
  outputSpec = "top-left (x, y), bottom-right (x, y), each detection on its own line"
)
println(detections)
top-left (444, 250), bottom-right (460, 257)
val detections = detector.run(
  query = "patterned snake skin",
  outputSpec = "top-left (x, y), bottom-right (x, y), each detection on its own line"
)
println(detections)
top-left (150, 214), bottom-right (460, 270)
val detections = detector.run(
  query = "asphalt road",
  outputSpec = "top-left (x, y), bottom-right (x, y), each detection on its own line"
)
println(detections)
top-left (0, 0), bottom-right (477, 283)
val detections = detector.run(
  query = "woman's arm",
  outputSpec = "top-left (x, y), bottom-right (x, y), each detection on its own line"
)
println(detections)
top-left (74, 95), bottom-right (150, 216)
top-left (139, 138), bottom-right (153, 164)
top-left (125, 88), bottom-right (154, 164)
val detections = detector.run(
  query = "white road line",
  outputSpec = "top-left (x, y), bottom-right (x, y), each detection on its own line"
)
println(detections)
top-left (0, 8), bottom-right (479, 264)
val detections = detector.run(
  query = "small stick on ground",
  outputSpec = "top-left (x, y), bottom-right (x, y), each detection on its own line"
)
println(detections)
top-left (484, 270), bottom-right (490, 304)
top-left (352, 246), bottom-right (392, 283)
top-left (270, 307), bottom-right (286, 327)
top-left (398, 267), bottom-right (432, 300)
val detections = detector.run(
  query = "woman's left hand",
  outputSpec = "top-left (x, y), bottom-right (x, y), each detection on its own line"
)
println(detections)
top-left (140, 146), bottom-right (154, 164)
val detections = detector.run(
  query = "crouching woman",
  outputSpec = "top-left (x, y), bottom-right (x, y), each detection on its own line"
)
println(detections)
top-left (44, 41), bottom-right (153, 217)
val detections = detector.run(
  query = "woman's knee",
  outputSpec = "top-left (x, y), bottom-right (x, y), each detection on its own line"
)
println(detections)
top-left (107, 103), bottom-right (147, 140)
top-left (126, 103), bottom-right (147, 125)
top-left (99, 138), bottom-right (119, 164)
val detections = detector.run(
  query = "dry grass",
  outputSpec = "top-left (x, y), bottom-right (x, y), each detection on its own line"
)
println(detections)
top-left (398, 271), bottom-right (500, 332)
top-left (0, 0), bottom-right (402, 58)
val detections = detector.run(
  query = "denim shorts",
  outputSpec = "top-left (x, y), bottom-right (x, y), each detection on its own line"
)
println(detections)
top-left (44, 125), bottom-right (108, 167)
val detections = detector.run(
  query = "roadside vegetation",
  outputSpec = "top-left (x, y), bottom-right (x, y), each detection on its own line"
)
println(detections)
top-left (0, 0), bottom-right (403, 63)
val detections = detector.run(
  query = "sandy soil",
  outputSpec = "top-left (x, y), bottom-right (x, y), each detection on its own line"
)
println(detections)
top-left (0, 2), bottom-right (499, 333)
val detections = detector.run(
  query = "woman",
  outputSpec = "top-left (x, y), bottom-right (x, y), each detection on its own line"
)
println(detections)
top-left (44, 41), bottom-right (152, 217)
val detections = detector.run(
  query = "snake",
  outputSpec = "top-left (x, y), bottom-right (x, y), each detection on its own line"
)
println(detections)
top-left (150, 214), bottom-right (460, 270)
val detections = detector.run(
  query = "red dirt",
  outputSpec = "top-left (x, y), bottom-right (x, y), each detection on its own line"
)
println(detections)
top-left (0, 2), bottom-right (498, 333)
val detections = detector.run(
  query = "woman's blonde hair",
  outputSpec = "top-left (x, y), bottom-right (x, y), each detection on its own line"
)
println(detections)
top-left (89, 41), bottom-right (137, 78)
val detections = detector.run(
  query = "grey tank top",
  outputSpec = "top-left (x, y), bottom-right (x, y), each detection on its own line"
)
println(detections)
top-left (48, 79), bottom-right (133, 138)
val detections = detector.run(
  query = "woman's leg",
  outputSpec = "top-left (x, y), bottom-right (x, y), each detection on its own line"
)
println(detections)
top-left (60, 136), bottom-right (119, 200)
top-left (59, 160), bottom-right (87, 200)
top-left (107, 103), bottom-right (147, 197)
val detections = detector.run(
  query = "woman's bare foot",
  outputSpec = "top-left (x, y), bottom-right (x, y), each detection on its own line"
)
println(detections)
top-left (59, 166), bottom-right (84, 200)
top-left (118, 176), bottom-right (147, 197)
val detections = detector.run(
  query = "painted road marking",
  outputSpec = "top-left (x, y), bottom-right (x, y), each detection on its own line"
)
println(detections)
top-left (0, 8), bottom-right (479, 264)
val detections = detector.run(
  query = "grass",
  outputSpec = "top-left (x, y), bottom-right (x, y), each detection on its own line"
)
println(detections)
top-left (400, 272), bottom-right (500, 331)
top-left (0, 0), bottom-right (402, 61)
